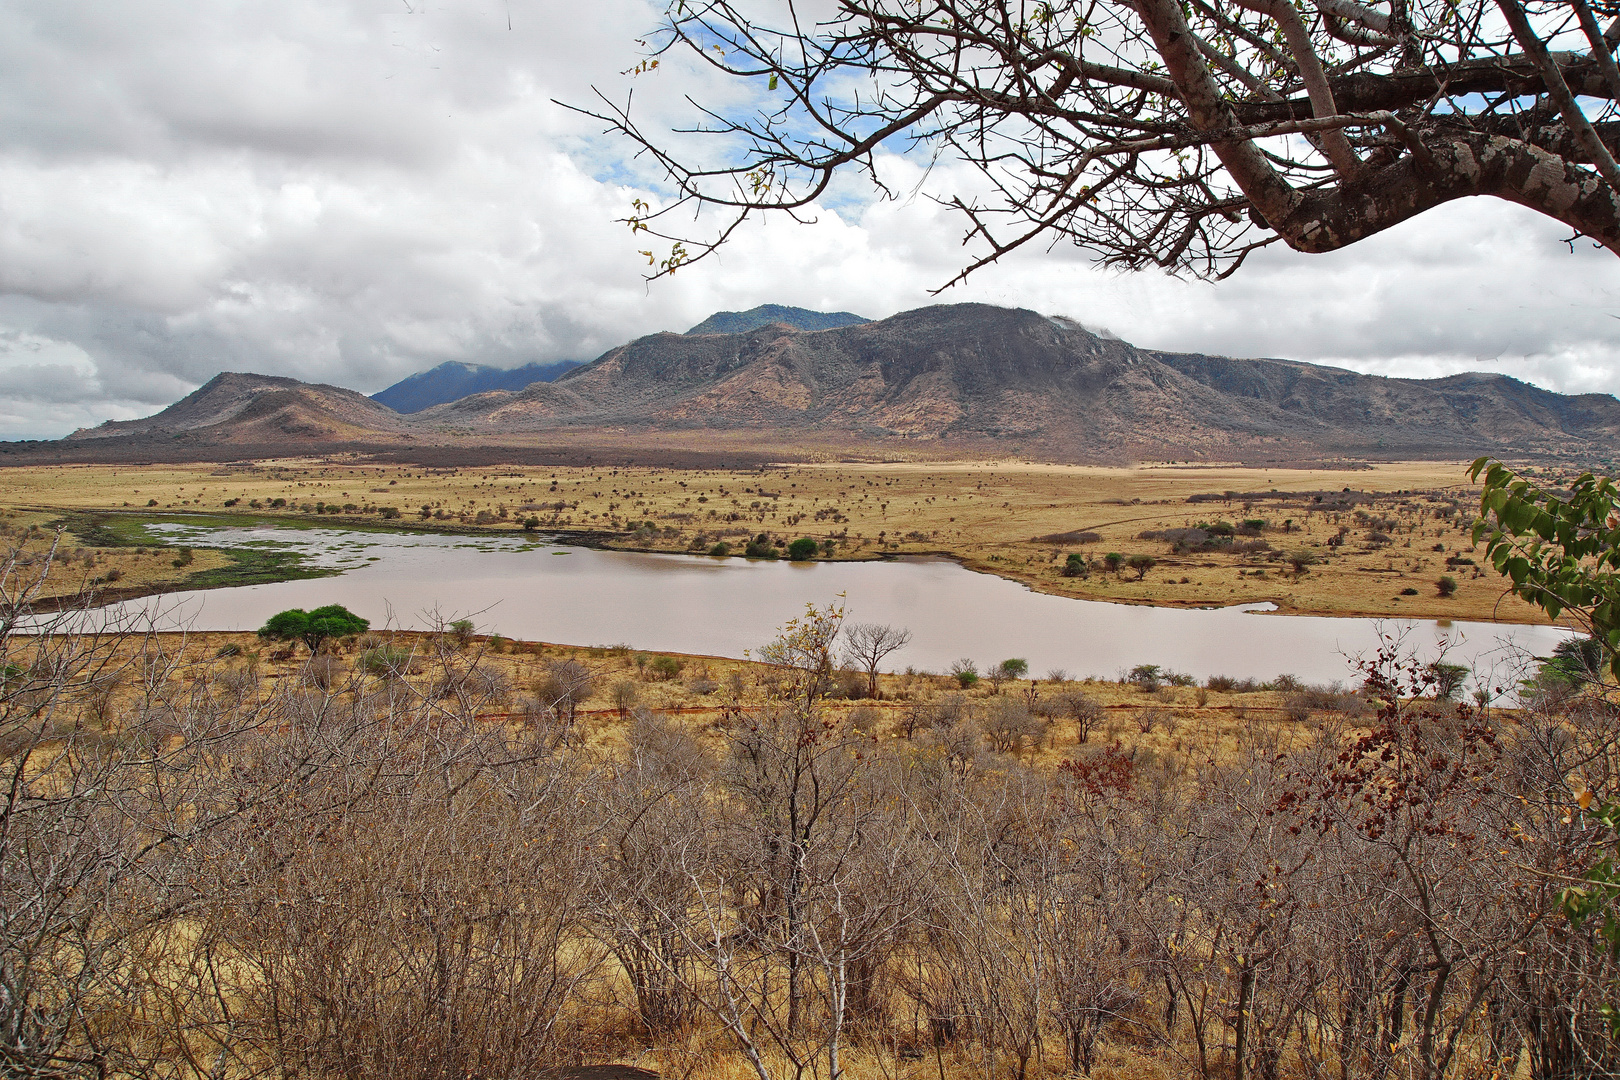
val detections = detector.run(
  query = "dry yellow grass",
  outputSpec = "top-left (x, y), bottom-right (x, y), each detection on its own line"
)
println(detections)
top-left (43, 628), bottom-right (1383, 773)
top-left (0, 456), bottom-right (1577, 623)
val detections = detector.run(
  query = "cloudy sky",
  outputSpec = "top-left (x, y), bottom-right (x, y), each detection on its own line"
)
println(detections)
top-left (1, 0), bottom-right (1618, 440)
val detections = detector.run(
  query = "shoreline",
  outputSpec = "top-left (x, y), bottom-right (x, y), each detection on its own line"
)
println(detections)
top-left (15, 505), bottom-right (1566, 630)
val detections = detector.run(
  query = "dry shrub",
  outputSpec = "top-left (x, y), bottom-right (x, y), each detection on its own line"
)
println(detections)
top-left (301, 653), bottom-right (343, 691)
top-left (1133, 706), bottom-right (1172, 734)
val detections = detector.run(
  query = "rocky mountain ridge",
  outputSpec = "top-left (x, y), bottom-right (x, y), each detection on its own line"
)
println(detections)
top-left (62, 304), bottom-right (1620, 463)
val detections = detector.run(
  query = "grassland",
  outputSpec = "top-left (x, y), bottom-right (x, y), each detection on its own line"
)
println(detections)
top-left (64, 627), bottom-right (1378, 769)
top-left (0, 456), bottom-right (1579, 624)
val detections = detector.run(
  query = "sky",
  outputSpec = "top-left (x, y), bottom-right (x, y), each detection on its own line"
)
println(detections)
top-left (2, 1), bottom-right (1619, 440)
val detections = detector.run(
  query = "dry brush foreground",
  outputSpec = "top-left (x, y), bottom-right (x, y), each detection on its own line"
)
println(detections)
top-left (2, 532), bottom-right (1617, 1080)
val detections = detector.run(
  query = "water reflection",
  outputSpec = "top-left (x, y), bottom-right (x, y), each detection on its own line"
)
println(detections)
top-left (124, 522), bottom-right (1570, 689)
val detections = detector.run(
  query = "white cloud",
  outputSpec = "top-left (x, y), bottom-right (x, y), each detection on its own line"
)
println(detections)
top-left (1, 0), bottom-right (1618, 439)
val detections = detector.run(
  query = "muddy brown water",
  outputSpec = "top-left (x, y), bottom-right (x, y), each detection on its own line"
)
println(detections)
top-left (109, 523), bottom-right (1569, 691)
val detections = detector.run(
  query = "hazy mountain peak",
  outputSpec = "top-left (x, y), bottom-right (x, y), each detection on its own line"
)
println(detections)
top-left (370, 359), bottom-right (583, 413)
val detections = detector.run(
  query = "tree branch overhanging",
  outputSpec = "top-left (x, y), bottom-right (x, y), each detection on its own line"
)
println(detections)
top-left (573, 0), bottom-right (1620, 282)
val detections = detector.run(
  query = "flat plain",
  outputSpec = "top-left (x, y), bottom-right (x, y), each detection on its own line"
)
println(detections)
top-left (0, 455), bottom-right (1572, 625)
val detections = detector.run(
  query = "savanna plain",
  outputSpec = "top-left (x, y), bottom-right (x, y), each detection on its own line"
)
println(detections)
top-left (1, 455), bottom-right (1612, 1080)
top-left (0, 457), bottom-right (1569, 622)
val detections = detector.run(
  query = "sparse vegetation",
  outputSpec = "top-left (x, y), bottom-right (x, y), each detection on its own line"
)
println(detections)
top-left (0, 459), bottom-right (1572, 625)
top-left (4, 560), bottom-right (1616, 1080)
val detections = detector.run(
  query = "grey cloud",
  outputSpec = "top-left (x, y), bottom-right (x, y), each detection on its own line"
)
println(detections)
top-left (2, 0), bottom-right (1619, 439)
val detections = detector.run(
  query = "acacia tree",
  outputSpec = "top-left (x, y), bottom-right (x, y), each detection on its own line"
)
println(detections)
top-left (587, 0), bottom-right (1620, 283)
top-left (257, 604), bottom-right (369, 654)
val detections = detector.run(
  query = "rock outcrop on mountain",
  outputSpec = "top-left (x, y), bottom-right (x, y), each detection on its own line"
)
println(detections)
top-left (59, 305), bottom-right (1620, 462)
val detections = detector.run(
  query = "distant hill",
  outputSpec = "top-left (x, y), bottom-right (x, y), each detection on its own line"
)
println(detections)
top-left (370, 359), bottom-right (582, 413)
top-left (60, 305), bottom-right (1620, 463)
top-left (67, 373), bottom-right (409, 444)
top-left (685, 304), bottom-right (869, 336)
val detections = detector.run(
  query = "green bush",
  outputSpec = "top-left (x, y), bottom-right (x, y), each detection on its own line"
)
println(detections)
top-left (949, 659), bottom-right (979, 689)
top-left (708, 542), bottom-right (731, 557)
top-left (360, 644), bottom-right (413, 676)
top-left (787, 537), bottom-right (819, 561)
top-left (997, 658), bottom-right (1029, 680)
top-left (258, 605), bottom-right (370, 653)
top-left (648, 655), bottom-right (685, 681)
top-left (1436, 574), bottom-right (1458, 597)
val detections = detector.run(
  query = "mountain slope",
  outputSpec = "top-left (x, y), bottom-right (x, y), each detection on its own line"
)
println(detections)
top-left (415, 303), bottom-right (1620, 459)
top-left (67, 373), bottom-right (409, 443)
top-left (61, 305), bottom-right (1620, 462)
top-left (370, 359), bottom-right (583, 413)
top-left (1150, 351), bottom-right (1620, 454)
top-left (684, 304), bottom-right (870, 336)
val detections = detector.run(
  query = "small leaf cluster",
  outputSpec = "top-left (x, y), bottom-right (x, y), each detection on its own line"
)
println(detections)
top-left (1470, 457), bottom-right (1620, 674)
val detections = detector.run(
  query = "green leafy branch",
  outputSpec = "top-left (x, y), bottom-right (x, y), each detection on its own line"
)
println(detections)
top-left (1469, 456), bottom-right (1620, 675)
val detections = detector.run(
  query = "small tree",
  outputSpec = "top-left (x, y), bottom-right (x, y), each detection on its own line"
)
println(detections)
top-left (842, 622), bottom-right (912, 700)
top-left (1103, 553), bottom-right (1124, 576)
top-left (1436, 574), bottom-right (1458, 597)
top-left (752, 602), bottom-right (844, 707)
top-left (1062, 553), bottom-right (1089, 578)
top-left (1543, 636), bottom-right (1608, 688)
top-left (949, 658), bottom-right (979, 689)
top-left (1055, 692), bottom-right (1105, 743)
top-left (1427, 661), bottom-right (1470, 701)
top-left (258, 605), bottom-right (369, 654)
top-left (523, 516), bottom-right (541, 531)
top-left (612, 679), bottom-right (639, 719)
top-left (1126, 554), bottom-right (1156, 581)
top-left (1128, 664), bottom-right (1161, 693)
top-left (787, 537), bottom-right (819, 561)
top-left (534, 659), bottom-right (596, 726)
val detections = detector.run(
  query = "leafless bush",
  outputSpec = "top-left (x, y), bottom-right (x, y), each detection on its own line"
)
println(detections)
top-left (533, 659), bottom-right (595, 724)
top-left (983, 697), bottom-right (1044, 754)
top-left (1133, 706), bottom-right (1172, 734)
top-left (1046, 691), bottom-right (1105, 744)
top-left (833, 667), bottom-right (868, 699)
top-left (300, 652), bottom-right (344, 690)
top-left (848, 704), bottom-right (882, 734)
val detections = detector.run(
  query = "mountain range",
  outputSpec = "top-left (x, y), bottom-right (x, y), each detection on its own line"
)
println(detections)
top-left (57, 304), bottom-right (1620, 464)
top-left (363, 305), bottom-right (871, 414)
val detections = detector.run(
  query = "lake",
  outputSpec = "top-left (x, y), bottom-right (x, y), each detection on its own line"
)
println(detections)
top-left (117, 522), bottom-right (1569, 690)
